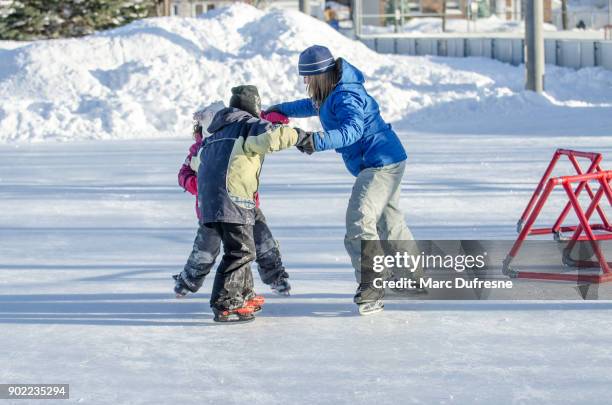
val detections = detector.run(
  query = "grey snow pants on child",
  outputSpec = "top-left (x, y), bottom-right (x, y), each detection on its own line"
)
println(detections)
top-left (181, 207), bottom-right (288, 294)
top-left (344, 161), bottom-right (415, 283)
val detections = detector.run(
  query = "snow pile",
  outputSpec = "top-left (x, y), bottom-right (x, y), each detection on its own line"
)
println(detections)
top-left (0, 4), bottom-right (380, 141)
top-left (0, 3), bottom-right (611, 142)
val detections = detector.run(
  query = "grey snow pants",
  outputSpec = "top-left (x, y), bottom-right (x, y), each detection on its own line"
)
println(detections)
top-left (344, 161), bottom-right (415, 283)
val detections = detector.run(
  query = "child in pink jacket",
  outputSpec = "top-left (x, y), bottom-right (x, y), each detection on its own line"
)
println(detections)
top-left (174, 103), bottom-right (292, 297)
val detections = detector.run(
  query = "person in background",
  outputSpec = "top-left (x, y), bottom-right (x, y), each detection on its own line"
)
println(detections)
top-left (324, 5), bottom-right (340, 30)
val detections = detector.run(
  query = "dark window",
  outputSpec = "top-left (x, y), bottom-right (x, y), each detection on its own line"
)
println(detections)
top-left (207, 4), bottom-right (215, 11)
top-left (195, 4), bottom-right (204, 15)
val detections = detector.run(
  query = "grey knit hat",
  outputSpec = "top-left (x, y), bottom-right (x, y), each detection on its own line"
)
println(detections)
top-left (229, 85), bottom-right (261, 117)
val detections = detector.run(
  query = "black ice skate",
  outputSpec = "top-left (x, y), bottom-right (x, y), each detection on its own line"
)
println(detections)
top-left (212, 306), bottom-right (256, 323)
top-left (173, 273), bottom-right (196, 298)
top-left (354, 282), bottom-right (384, 315)
top-left (270, 276), bottom-right (291, 296)
top-left (357, 300), bottom-right (384, 315)
top-left (244, 295), bottom-right (265, 313)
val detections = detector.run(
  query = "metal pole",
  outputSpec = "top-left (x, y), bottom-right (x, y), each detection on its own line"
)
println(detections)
top-left (561, 0), bottom-right (568, 30)
top-left (525, 0), bottom-right (544, 92)
top-left (442, 0), bottom-right (447, 32)
top-left (535, 0), bottom-right (545, 91)
top-left (299, 0), bottom-right (310, 15)
top-left (352, 0), bottom-right (362, 38)
top-left (394, 0), bottom-right (400, 33)
top-left (467, 0), bottom-right (473, 33)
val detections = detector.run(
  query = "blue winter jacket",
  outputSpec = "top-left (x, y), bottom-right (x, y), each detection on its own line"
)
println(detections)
top-left (276, 59), bottom-right (407, 177)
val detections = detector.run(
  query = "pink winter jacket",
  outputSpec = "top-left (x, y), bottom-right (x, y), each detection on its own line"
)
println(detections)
top-left (178, 136), bottom-right (203, 220)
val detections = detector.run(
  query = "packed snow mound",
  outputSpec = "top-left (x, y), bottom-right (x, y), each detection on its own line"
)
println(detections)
top-left (0, 3), bottom-right (611, 142)
top-left (0, 3), bottom-right (378, 141)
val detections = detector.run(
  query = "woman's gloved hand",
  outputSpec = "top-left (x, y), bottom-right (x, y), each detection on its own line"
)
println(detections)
top-left (294, 128), bottom-right (316, 155)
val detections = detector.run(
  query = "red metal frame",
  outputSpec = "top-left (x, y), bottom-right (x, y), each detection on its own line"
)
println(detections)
top-left (504, 149), bottom-right (612, 283)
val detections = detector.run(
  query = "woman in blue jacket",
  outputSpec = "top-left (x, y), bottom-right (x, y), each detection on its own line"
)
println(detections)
top-left (267, 45), bottom-right (416, 314)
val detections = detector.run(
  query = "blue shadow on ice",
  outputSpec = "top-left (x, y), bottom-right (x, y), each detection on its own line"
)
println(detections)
top-left (1, 293), bottom-right (612, 326)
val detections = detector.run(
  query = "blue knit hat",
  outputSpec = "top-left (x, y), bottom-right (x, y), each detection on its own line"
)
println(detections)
top-left (298, 45), bottom-right (335, 76)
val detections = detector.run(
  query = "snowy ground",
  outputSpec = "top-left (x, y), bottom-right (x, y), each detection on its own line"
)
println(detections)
top-left (1, 130), bottom-right (612, 404)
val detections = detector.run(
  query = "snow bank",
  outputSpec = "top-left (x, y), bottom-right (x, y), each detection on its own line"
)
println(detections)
top-left (0, 4), bottom-right (375, 141)
top-left (0, 3), bottom-right (611, 142)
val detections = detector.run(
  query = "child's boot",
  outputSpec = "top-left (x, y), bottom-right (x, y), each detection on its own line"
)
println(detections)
top-left (172, 272), bottom-right (200, 298)
top-left (212, 306), bottom-right (256, 323)
top-left (270, 275), bottom-right (291, 296)
top-left (244, 294), bottom-right (265, 313)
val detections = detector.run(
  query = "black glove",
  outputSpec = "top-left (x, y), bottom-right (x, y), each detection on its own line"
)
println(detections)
top-left (264, 105), bottom-right (282, 114)
top-left (294, 128), bottom-right (315, 155)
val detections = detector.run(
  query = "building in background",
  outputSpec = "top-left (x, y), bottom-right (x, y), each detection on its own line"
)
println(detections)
top-left (550, 0), bottom-right (610, 30)
top-left (166, 0), bottom-right (248, 17)
top-left (163, 0), bottom-right (326, 17)
top-left (162, 0), bottom-right (599, 29)
top-left (496, 0), bottom-right (552, 21)
top-left (362, 0), bottom-right (554, 25)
